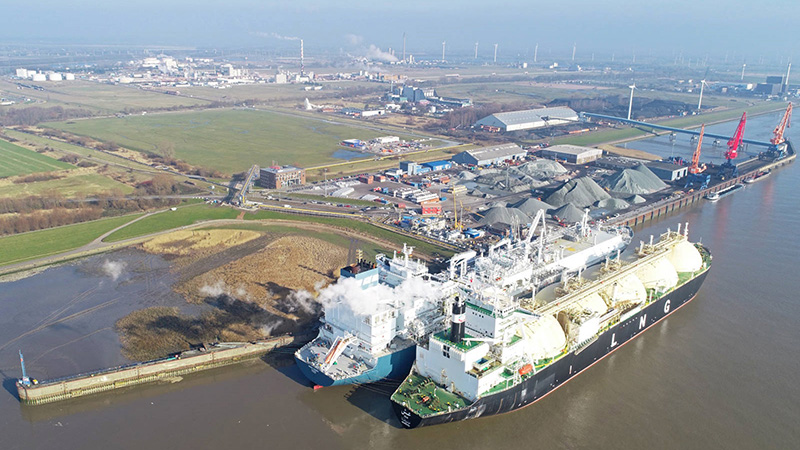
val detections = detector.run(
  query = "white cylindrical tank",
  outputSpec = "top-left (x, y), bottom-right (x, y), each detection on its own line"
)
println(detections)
top-left (520, 315), bottom-right (566, 361)
top-left (574, 292), bottom-right (608, 315)
top-left (668, 240), bottom-right (703, 273)
top-left (635, 257), bottom-right (678, 291)
top-left (603, 274), bottom-right (647, 306)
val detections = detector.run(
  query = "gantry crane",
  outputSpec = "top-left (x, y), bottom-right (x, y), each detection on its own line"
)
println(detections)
top-left (720, 112), bottom-right (746, 178)
top-left (685, 124), bottom-right (710, 189)
top-left (762, 103), bottom-right (793, 160)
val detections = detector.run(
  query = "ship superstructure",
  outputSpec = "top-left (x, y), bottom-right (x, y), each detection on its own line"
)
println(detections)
top-left (392, 224), bottom-right (711, 428)
top-left (452, 210), bottom-right (633, 296)
top-left (295, 245), bottom-right (457, 386)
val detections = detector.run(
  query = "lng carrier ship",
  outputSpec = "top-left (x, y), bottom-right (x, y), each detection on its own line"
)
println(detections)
top-left (391, 224), bottom-right (710, 428)
top-left (295, 211), bottom-right (632, 387)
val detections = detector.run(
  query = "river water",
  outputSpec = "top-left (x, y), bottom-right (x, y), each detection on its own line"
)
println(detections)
top-left (1, 112), bottom-right (798, 449)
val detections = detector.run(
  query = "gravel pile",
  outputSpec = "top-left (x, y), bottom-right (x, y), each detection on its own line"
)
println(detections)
top-left (627, 194), bottom-right (647, 204)
top-left (512, 198), bottom-right (553, 217)
top-left (600, 163), bottom-right (667, 194)
top-left (549, 203), bottom-right (587, 223)
top-left (476, 206), bottom-right (531, 227)
top-left (545, 177), bottom-right (611, 208)
top-left (594, 198), bottom-right (631, 211)
top-left (514, 159), bottom-right (568, 179)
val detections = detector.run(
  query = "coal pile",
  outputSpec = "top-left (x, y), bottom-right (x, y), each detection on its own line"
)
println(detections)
top-left (545, 177), bottom-right (611, 208)
top-left (600, 163), bottom-right (666, 194)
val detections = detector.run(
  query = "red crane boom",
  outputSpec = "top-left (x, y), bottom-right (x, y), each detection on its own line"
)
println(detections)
top-left (725, 112), bottom-right (747, 161)
top-left (689, 124), bottom-right (707, 174)
top-left (771, 103), bottom-right (793, 146)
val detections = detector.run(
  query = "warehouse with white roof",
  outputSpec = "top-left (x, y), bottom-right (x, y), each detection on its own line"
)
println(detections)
top-left (475, 107), bottom-right (579, 132)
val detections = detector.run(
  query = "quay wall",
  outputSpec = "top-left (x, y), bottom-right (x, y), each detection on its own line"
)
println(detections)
top-left (611, 145), bottom-right (795, 228)
top-left (18, 336), bottom-right (292, 405)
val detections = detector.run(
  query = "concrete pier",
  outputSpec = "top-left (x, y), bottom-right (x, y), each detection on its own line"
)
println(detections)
top-left (17, 336), bottom-right (292, 405)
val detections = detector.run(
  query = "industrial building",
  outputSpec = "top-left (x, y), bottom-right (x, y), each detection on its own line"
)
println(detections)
top-left (423, 160), bottom-right (452, 171)
top-left (420, 200), bottom-right (442, 216)
top-left (400, 161), bottom-right (419, 175)
top-left (645, 161), bottom-right (688, 181)
top-left (474, 107), bottom-right (578, 132)
top-left (259, 165), bottom-right (306, 189)
top-left (537, 144), bottom-right (603, 164)
top-left (451, 143), bottom-right (527, 166)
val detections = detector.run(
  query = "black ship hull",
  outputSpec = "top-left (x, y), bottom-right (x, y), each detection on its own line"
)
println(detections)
top-left (393, 269), bottom-right (710, 428)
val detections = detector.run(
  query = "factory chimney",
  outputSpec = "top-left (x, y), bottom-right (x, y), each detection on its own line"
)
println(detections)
top-left (300, 39), bottom-right (305, 77)
top-left (449, 296), bottom-right (466, 344)
top-left (493, 44), bottom-right (498, 64)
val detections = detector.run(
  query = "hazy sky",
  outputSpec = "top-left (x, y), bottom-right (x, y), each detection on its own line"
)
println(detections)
top-left (4, 0), bottom-right (797, 61)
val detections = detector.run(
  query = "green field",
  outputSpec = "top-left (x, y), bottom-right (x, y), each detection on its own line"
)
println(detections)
top-left (45, 109), bottom-right (419, 174)
top-left (0, 172), bottom-right (134, 198)
top-left (0, 139), bottom-right (73, 178)
top-left (0, 213), bottom-right (143, 266)
top-left (103, 203), bottom-right (240, 242)
top-left (0, 79), bottom-right (209, 114)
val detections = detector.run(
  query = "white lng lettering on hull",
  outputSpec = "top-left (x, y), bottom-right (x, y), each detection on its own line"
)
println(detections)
top-left (664, 299), bottom-right (671, 313)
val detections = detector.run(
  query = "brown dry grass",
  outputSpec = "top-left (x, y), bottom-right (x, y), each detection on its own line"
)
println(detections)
top-left (116, 306), bottom-right (268, 361)
top-left (176, 235), bottom-right (347, 320)
top-left (141, 229), bottom-right (262, 256)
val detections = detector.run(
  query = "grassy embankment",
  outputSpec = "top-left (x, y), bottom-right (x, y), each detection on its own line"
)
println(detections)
top-left (556, 102), bottom-right (785, 147)
top-left (103, 203), bottom-right (240, 242)
top-left (241, 209), bottom-right (454, 258)
top-left (0, 213), bottom-right (143, 266)
top-left (44, 108), bottom-right (421, 175)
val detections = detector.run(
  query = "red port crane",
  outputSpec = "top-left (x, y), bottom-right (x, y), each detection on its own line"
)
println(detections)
top-left (725, 112), bottom-right (747, 162)
top-left (771, 103), bottom-right (793, 146)
top-left (689, 125), bottom-right (707, 174)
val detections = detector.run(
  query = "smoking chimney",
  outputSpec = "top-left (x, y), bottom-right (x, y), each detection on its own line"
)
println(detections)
top-left (449, 296), bottom-right (466, 344)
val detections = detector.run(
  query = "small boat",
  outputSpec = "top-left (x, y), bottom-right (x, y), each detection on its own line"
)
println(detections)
top-left (706, 184), bottom-right (744, 201)
top-left (744, 171), bottom-right (770, 184)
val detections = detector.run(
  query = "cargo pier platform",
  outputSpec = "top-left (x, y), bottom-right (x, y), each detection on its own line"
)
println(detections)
top-left (609, 141), bottom-right (795, 228)
top-left (17, 336), bottom-right (292, 405)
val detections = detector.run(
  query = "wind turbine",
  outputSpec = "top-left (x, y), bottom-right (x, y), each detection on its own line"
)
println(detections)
top-left (494, 44), bottom-right (498, 63)
top-left (697, 68), bottom-right (709, 112)
top-left (627, 83), bottom-right (636, 120)
top-left (474, 42), bottom-right (478, 59)
top-left (741, 63), bottom-right (747, 81)
top-left (442, 41), bottom-right (446, 62)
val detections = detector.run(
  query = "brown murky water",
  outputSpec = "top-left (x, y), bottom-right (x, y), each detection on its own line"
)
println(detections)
top-left (1, 113), bottom-right (799, 449)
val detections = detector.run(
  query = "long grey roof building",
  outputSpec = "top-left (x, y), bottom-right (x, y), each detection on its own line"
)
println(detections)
top-left (451, 143), bottom-right (527, 166)
top-left (475, 107), bottom-right (578, 132)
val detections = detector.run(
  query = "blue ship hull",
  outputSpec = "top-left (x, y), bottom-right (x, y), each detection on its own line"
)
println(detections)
top-left (295, 344), bottom-right (416, 387)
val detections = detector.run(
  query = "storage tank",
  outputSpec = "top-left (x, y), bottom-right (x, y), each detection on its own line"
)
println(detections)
top-left (603, 274), bottom-right (647, 306)
top-left (635, 257), bottom-right (678, 292)
top-left (520, 315), bottom-right (566, 361)
top-left (572, 292), bottom-right (608, 315)
top-left (668, 240), bottom-right (703, 273)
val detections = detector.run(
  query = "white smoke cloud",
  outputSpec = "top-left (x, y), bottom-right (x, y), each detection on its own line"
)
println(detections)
top-left (316, 276), bottom-right (438, 317)
top-left (252, 31), bottom-right (301, 41)
top-left (102, 260), bottom-right (126, 281)
top-left (200, 281), bottom-right (227, 298)
top-left (365, 44), bottom-right (398, 63)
